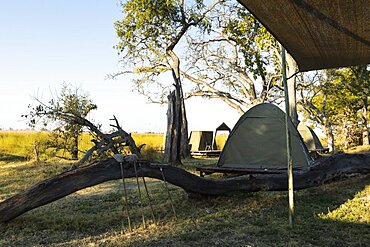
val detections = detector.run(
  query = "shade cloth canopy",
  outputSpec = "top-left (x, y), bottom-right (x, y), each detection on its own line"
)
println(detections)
top-left (238, 0), bottom-right (370, 71)
top-left (189, 131), bottom-right (215, 151)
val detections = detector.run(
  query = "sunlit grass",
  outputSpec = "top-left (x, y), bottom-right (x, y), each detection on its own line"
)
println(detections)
top-left (0, 131), bottom-right (369, 246)
top-left (0, 131), bottom-right (226, 163)
top-left (0, 131), bottom-right (50, 159)
top-left (0, 131), bottom-right (165, 162)
top-left (0, 160), bottom-right (72, 201)
top-left (318, 185), bottom-right (369, 224)
top-left (131, 133), bottom-right (164, 151)
top-left (0, 157), bottom-right (369, 246)
top-left (346, 145), bottom-right (370, 154)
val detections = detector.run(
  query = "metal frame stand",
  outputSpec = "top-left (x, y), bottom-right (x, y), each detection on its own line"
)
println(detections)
top-left (133, 160), bottom-right (146, 228)
top-left (119, 161), bottom-right (132, 231)
top-left (159, 166), bottom-right (177, 219)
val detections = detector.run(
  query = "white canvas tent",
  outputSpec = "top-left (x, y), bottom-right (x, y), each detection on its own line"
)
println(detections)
top-left (189, 123), bottom-right (231, 156)
top-left (189, 131), bottom-right (215, 152)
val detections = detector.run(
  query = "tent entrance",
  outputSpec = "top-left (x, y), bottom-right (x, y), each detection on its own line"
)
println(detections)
top-left (188, 123), bottom-right (231, 157)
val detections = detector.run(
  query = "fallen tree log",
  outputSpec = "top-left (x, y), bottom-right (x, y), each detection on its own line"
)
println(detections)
top-left (0, 153), bottom-right (369, 223)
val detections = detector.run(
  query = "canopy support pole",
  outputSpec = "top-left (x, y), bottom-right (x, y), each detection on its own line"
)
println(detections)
top-left (281, 45), bottom-right (294, 228)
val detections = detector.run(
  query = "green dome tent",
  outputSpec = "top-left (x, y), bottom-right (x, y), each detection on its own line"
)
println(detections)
top-left (217, 103), bottom-right (312, 170)
top-left (297, 122), bottom-right (328, 153)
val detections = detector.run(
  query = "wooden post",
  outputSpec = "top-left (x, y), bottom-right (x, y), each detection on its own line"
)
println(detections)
top-left (282, 46), bottom-right (294, 228)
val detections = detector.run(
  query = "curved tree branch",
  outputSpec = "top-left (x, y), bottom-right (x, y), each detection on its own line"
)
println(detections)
top-left (181, 70), bottom-right (246, 114)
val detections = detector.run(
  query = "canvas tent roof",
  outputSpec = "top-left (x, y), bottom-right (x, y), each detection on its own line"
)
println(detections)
top-left (216, 122), bottom-right (231, 132)
top-left (213, 122), bottom-right (231, 150)
top-left (238, 0), bottom-right (370, 71)
top-left (297, 123), bottom-right (325, 151)
top-left (217, 103), bottom-right (312, 170)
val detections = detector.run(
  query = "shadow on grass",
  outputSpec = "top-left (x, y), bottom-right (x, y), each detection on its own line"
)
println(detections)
top-left (0, 173), bottom-right (368, 247)
top-left (0, 152), bottom-right (27, 162)
top-left (114, 174), bottom-right (370, 247)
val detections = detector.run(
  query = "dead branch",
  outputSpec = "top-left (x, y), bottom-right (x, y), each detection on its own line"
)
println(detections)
top-left (76, 116), bottom-right (142, 164)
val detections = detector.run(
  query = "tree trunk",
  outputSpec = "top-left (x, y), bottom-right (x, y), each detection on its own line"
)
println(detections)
top-left (343, 121), bottom-right (349, 150)
top-left (70, 128), bottom-right (79, 160)
top-left (164, 49), bottom-right (190, 164)
top-left (362, 99), bottom-right (369, 146)
top-left (72, 134), bottom-right (79, 160)
top-left (322, 93), bottom-right (334, 154)
top-left (33, 142), bottom-right (40, 164)
top-left (164, 91), bottom-right (180, 164)
top-left (286, 54), bottom-right (299, 127)
top-left (324, 123), bottom-right (335, 155)
top-left (1, 154), bottom-right (369, 223)
top-left (179, 84), bottom-right (190, 159)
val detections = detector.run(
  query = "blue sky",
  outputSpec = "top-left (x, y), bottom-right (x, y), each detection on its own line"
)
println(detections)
top-left (0, 0), bottom-right (240, 133)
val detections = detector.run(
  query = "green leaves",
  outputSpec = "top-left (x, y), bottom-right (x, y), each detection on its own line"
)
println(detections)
top-left (23, 82), bottom-right (96, 129)
top-left (116, 0), bottom-right (181, 57)
top-left (22, 83), bottom-right (98, 158)
top-left (114, 0), bottom-right (224, 103)
top-left (114, 0), bottom-right (282, 107)
top-left (59, 84), bottom-right (97, 117)
top-left (223, 8), bottom-right (276, 80)
top-left (299, 66), bottom-right (370, 149)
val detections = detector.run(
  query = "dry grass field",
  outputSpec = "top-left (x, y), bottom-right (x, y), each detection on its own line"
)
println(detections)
top-left (0, 131), bottom-right (369, 246)
top-left (0, 131), bottom-right (228, 162)
top-left (0, 131), bottom-right (166, 162)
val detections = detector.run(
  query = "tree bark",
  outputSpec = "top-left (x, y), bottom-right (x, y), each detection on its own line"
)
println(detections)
top-left (179, 84), bottom-right (190, 159)
top-left (342, 121), bottom-right (349, 150)
top-left (71, 131), bottom-right (79, 160)
top-left (286, 54), bottom-right (299, 127)
top-left (164, 49), bottom-right (190, 164)
top-left (164, 91), bottom-right (180, 164)
top-left (321, 93), bottom-right (335, 154)
top-left (324, 123), bottom-right (335, 155)
top-left (33, 142), bottom-right (40, 164)
top-left (1, 154), bottom-right (369, 223)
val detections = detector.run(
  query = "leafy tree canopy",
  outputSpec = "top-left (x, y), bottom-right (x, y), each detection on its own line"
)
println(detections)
top-left (114, 0), bottom-right (284, 113)
top-left (23, 83), bottom-right (97, 159)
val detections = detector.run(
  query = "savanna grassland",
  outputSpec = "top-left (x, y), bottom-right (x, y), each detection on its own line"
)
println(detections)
top-left (0, 131), bottom-right (228, 162)
top-left (0, 131), bottom-right (166, 162)
top-left (0, 131), bottom-right (369, 247)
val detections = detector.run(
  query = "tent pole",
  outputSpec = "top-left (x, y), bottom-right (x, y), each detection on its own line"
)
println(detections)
top-left (281, 45), bottom-right (294, 228)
